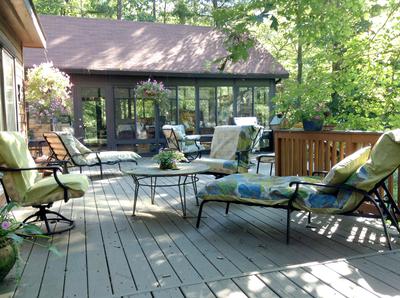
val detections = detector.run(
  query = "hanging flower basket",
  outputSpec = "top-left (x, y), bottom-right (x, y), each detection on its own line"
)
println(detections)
top-left (135, 79), bottom-right (169, 107)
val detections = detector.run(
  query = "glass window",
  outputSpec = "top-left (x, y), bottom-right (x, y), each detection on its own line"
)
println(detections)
top-left (217, 86), bottom-right (233, 125)
top-left (114, 87), bottom-right (135, 140)
top-left (237, 87), bottom-right (253, 117)
top-left (136, 98), bottom-right (155, 140)
top-left (178, 86), bottom-right (195, 134)
top-left (160, 87), bottom-right (177, 126)
top-left (254, 87), bottom-right (270, 127)
top-left (81, 87), bottom-right (107, 147)
top-left (199, 87), bottom-right (216, 134)
top-left (2, 51), bottom-right (17, 131)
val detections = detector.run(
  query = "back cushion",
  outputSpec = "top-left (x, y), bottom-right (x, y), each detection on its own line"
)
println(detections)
top-left (321, 146), bottom-right (371, 193)
top-left (0, 132), bottom-right (39, 202)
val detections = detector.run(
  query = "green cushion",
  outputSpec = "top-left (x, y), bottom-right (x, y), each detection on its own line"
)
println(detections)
top-left (337, 129), bottom-right (400, 212)
top-left (24, 173), bottom-right (89, 206)
top-left (0, 132), bottom-right (40, 202)
top-left (321, 146), bottom-right (371, 193)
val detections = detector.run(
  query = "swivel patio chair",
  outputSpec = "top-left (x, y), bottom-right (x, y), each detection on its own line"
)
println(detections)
top-left (0, 132), bottom-right (89, 234)
top-left (197, 129), bottom-right (400, 249)
top-left (44, 131), bottom-right (141, 178)
top-left (162, 124), bottom-right (204, 161)
top-left (194, 125), bottom-right (262, 178)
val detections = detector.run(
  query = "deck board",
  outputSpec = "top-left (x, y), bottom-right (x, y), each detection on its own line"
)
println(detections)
top-left (0, 161), bottom-right (399, 298)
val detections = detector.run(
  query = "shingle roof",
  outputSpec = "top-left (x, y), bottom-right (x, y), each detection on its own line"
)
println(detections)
top-left (24, 15), bottom-right (289, 78)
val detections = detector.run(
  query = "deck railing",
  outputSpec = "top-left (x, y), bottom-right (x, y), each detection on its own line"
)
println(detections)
top-left (274, 130), bottom-right (399, 206)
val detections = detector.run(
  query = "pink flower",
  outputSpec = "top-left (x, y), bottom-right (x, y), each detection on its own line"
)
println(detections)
top-left (1, 221), bottom-right (10, 230)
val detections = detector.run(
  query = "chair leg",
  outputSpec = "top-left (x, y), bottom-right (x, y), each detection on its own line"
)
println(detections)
top-left (256, 158), bottom-right (261, 174)
top-left (369, 197), bottom-right (392, 250)
top-left (79, 166), bottom-right (82, 174)
top-left (225, 203), bottom-right (230, 214)
top-left (286, 205), bottom-right (291, 245)
top-left (196, 201), bottom-right (207, 228)
top-left (308, 212), bottom-right (312, 224)
top-left (270, 162), bottom-right (274, 176)
top-left (100, 163), bottom-right (103, 179)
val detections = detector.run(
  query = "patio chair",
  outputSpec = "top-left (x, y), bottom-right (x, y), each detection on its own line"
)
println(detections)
top-left (194, 125), bottom-right (262, 178)
top-left (233, 117), bottom-right (263, 152)
top-left (196, 129), bottom-right (400, 249)
top-left (162, 124), bottom-right (204, 161)
top-left (0, 132), bottom-right (89, 234)
top-left (43, 131), bottom-right (141, 178)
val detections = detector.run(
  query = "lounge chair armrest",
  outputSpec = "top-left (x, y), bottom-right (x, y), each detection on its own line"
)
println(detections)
top-left (0, 165), bottom-right (63, 174)
top-left (289, 181), bottom-right (369, 197)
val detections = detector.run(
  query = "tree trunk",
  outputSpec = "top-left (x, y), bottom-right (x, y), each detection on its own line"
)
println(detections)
top-left (153, 0), bottom-right (156, 20)
top-left (212, 0), bottom-right (218, 9)
top-left (296, 41), bottom-right (303, 85)
top-left (117, 0), bottom-right (122, 20)
top-left (163, 0), bottom-right (167, 23)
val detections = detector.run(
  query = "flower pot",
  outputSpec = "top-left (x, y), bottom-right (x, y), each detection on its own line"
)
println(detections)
top-left (303, 119), bottom-right (324, 131)
top-left (0, 239), bottom-right (18, 281)
top-left (159, 160), bottom-right (177, 170)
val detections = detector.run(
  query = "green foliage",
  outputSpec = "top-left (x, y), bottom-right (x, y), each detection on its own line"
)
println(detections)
top-left (153, 150), bottom-right (187, 169)
top-left (213, 0), bottom-right (400, 131)
top-left (25, 62), bottom-right (73, 119)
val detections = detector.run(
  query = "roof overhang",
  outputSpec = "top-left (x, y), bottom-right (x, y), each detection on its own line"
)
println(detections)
top-left (56, 68), bottom-right (290, 80)
top-left (0, 0), bottom-right (46, 48)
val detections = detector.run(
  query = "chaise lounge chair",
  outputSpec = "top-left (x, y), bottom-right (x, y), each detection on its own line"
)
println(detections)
top-left (44, 131), bottom-right (141, 178)
top-left (196, 130), bottom-right (400, 249)
top-left (0, 132), bottom-right (89, 234)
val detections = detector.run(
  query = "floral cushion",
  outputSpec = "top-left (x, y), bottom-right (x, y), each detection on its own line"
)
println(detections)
top-left (181, 142), bottom-right (205, 154)
top-left (199, 173), bottom-right (358, 213)
top-left (194, 158), bottom-right (244, 175)
top-left (321, 146), bottom-right (371, 194)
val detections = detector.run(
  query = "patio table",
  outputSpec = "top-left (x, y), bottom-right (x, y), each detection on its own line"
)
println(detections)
top-left (123, 163), bottom-right (209, 217)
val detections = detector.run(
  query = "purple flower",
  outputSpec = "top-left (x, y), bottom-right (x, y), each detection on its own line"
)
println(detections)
top-left (1, 221), bottom-right (10, 230)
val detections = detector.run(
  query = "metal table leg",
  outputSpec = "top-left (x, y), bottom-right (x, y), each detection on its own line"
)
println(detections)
top-left (191, 174), bottom-right (199, 206)
top-left (177, 175), bottom-right (188, 217)
top-left (150, 176), bottom-right (157, 204)
top-left (132, 175), bottom-right (140, 216)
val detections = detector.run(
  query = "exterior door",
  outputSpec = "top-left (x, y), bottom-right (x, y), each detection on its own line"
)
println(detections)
top-left (80, 87), bottom-right (107, 148)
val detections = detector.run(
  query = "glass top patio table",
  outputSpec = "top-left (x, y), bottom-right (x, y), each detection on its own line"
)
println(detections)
top-left (122, 163), bottom-right (209, 217)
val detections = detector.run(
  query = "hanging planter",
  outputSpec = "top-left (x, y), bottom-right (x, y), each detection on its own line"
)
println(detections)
top-left (134, 79), bottom-right (169, 109)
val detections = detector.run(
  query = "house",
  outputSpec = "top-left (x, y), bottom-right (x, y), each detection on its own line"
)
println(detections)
top-left (0, 0), bottom-right (45, 134)
top-left (24, 15), bottom-right (288, 153)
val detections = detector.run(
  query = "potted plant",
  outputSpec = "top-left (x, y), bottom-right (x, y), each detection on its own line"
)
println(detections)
top-left (273, 78), bottom-right (332, 131)
top-left (153, 150), bottom-right (187, 170)
top-left (0, 202), bottom-right (54, 281)
top-left (25, 62), bottom-right (73, 130)
top-left (135, 79), bottom-right (169, 109)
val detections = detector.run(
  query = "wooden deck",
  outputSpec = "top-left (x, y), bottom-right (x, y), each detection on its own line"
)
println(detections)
top-left (1, 159), bottom-right (399, 298)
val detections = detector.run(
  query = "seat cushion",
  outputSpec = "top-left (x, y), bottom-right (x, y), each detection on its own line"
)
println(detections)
top-left (24, 174), bottom-right (89, 206)
top-left (195, 158), bottom-right (246, 175)
top-left (321, 146), bottom-right (371, 193)
top-left (181, 142), bottom-right (205, 154)
top-left (199, 173), bottom-right (347, 213)
top-left (85, 151), bottom-right (141, 165)
top-left (198, 173), bottom-right (324, 207)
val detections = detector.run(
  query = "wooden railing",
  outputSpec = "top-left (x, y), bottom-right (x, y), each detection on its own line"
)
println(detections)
top-left (274, 130), bottom-right (399, 205)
